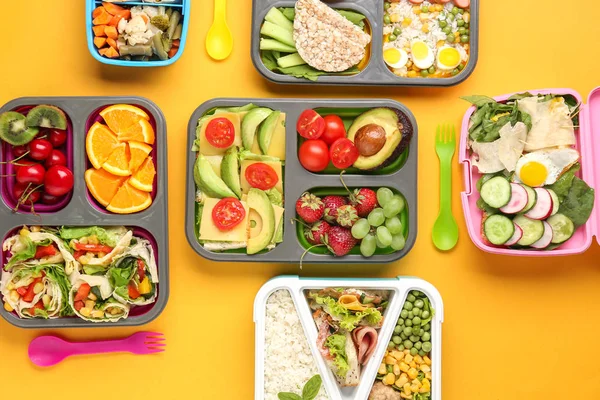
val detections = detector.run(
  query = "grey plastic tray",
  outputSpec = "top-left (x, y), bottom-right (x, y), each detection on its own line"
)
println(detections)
top-left (185, 98), bottom-right (418, 264)
top-left (251, 0), bottom-right (479, 86)
top-left (0, 96), bottom-right (169, 328)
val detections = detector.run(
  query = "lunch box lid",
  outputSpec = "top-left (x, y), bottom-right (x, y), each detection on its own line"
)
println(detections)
top-left (253, 275), bottom-right (444, 400)
top-left (459, 87), bottom-right (600, 256)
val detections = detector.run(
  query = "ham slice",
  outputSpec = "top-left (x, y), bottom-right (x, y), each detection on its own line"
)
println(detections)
top-left (352, 326), bottom-right (378, 365)
top-left (316, 319), bottom-right (333, 360)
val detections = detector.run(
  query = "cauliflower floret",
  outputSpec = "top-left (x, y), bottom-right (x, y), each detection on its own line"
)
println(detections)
top-left (123, 15), bottom-right (153, 46)
top-left (142, 6), bottom-right (159, 19)
top-left (117, 17), bottom-right (128, 34)
top-left (129, 6), bottom-right (145, 18)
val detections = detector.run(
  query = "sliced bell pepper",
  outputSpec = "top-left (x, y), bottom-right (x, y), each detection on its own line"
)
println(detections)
top-left (73, 243), bottom-right (113, 253)
top-left (128, 283), bottom-right (140, 300)
top-left (22, 277), bottom-right (43, 302)
top-left (74, 283), bottom-right (91, 302)
top-left (137, 259), bottom-right (146, 281)
top-left (34, 245), bottom-right (57, 259)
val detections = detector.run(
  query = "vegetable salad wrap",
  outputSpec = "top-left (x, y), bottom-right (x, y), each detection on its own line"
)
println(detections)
top-left (69, 275), bottom-right (130, 323)
top-left (0, 265), bottom-right (71, 319)
top-left (109, 239), bottom-right (159, 305)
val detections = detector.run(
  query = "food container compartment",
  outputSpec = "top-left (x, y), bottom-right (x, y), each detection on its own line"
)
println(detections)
top-left (1, 105), bottom-right (74, 213)
top-left (251, 0), bottom-right (478, 86)
top-left (185, 98), bottom-right (418, 264)
top-left (460, 88), bottom-right (600, 256)
top-left (254, 276), bottom-right (443, 400)
top-left (86, 0), bottom-right (191, 67)
top-left (0, 96), bottom-right (169, 328)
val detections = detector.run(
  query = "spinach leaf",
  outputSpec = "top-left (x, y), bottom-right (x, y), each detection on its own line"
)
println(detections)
top-left (302, 375), bottom-right (322, 400)
top-left (559, 177), bottom-right (595, 226)
top-left (547, 164), bottom-right (580, 200)
top-left (507, 92), bottom-right (535, 101)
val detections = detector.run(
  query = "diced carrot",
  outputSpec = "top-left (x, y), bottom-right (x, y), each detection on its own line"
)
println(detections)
top-left (107, 38), bottom-right (118, 50)
top-left (108, 15), bottom-right (122, 27)
top-left (102, 1), bottom-right (126, 16)
top-left (167, 47), bottom-right (178, 58)
top-left (116, 10), bottom-right (131, 20)
top-left (104, 26), bottom-right (118, 40)
top-left (172, 40), bottom-right (180, 48)
top-left (92, 8), bottom-right (113, 25)
top-left (92, 25), bottom-right (107, 37)
top-left (92, 6), bottom-right (105, 18)
top-left (94, 37), bottom-right (107, 48)
top-left (104, 46), bottom-right (120, 59)
top-left (98, 48), bottom-right (111, 57)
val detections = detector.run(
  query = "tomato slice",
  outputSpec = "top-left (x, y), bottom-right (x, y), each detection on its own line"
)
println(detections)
top-left (16, 287), bottom-right (28, 296)
top-left (34, 245), bottom-right (57, 259)
top-left (74, 300), bottom-right (84, 311)
top-left (205, 118), bottom-right (235, 148)
top-left (22, 278), bottom-right (42, 303)
top-left (212, 198), bottom-right (247, 231)
top-left (330, 138), bottom-right (359, 169)
top-left (74, 283), bottom-right (91, 302)
top-left (128, 283), bottom-right (140, 300)
top-left (137, 259), bottom-right (146, 281)
top-left (245, 163), bottom-right (279, 190)
top-left (297, 110), bottom-right (326, 139)
top-left (73, 243), bottom-right (113, 253)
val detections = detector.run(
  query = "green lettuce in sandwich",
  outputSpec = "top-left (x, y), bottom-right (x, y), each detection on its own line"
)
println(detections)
top-left (109, 239), bottom-right (159, 305)
top-left (69, 275), bottom-right (129, 323)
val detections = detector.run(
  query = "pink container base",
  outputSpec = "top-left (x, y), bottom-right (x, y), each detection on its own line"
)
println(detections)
top-left (0, 226), bottom-right (160, 318)
top-left (460, 87), bottom-right (600, 256)
top-left (84, 105), bottom-right (158, 215)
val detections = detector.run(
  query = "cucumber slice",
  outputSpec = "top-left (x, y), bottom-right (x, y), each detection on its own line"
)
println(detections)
top-left (520, 184), bottom-right (537, 213)
top-left (480, 176), bottom-right (512, 209)
top-left (547, 214), bottom-right (575, 244)
top-left (513, 215), bottom-right (544, 246)
top-left (483, 215), bottom-right (515, 245)
top-left (547, 189), bottom-right (560, 216)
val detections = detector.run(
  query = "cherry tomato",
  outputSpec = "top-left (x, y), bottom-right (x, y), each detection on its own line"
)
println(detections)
top-left (28, 139), bottom-right (53, 161)
top-left (245, 163), bottom-right (279, 190)
top-left (44, 165), bottom-right (74, 197)
top-left (297, 109), bottom-right (325, 139)
top-left (321, 115), bottom-right (347, 145)
top-left (74, 283), bottom-right (91, 302)
top-left (212, 198), bottom-right (247, 231)
top-left (45, 149), bottom-right (67, 168)
top-left (330, 138), bottom-right (359, 169)
top-left (48, 129), bottom-right (67, 147)
top-left (205, 118), bottom-right (235, 148)
top-left (16, 163), bottom-right (45, 185)
top-left (298, 139), bottom-right (330, 172)
top-left (13, 182), bottom-right (41, 204)
top-left (11, 145), bottom-right (29, 159)
top-left (41, 192), bottom-right (63, 205)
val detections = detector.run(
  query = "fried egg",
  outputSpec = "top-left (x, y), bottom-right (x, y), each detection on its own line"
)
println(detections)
top-left (436, 46), bottom-right (461, 71)
top-left (514, 148), bottom-right (580, 187)
top-left (411, 41), bottom-right (434, 70)
top-left (383, 47), bottom-right (409, 69)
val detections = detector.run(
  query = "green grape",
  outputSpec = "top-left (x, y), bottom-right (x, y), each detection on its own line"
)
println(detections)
top-left (376, 187), bottom-right (394, 207)
top-left (351, 218), bottom-right (370, 239)
top-left (385, 216), bottom-right (403, 235)
top-left (376, 226), bottom-right (393, 247)
top-left (391, 234), bottom-right (406, 251)
top-left (383, 195), bottom-right (405, 218)
top-left (367, 208), bottom-right (385, 227)
top-left (360, 234), bottom-right (377, 257)
top-left (376, 236), bottom-right (387, 249)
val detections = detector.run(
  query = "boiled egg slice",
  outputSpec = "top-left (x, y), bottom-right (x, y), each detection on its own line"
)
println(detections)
top-left (411, 41), bottom-right (434, 70)
top-left (383, 47), bottom-right (409, 69)
top-left (436, 46), bottom-right (461, 71)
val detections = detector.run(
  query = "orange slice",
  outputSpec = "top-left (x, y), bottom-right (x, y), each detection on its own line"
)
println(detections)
top-left (129, 156), bottom-right (156, 192)
top-left (129, 141), bottom-right (153, 172)
top-left (118, 118), bottom-right (155, 144)
top-left (100, 104), bottom-right (149, 135)
top-left (107, 180), bottom-right (152, 214)
top-left (85, 168), bottom-right (127, 207)
top-left (86, 122), bottom-right (120, 169)
top-left (102, 143), bottom-right (131, 176)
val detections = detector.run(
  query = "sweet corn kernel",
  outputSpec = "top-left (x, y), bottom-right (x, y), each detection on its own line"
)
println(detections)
top-left (79, 307), bottom-right (91, 317)
top-left (421, 364), bottom-right (431, 373)
top-left (423, 356), bottom-right (432, 366)
top-left (385, 355), bottom-right (398, 365)
top-left (404, 354), bottom-right (413, 363)
top-left (6, 282), bottom-right (15, 290)
top-left (79, 255), bottom-right (91, 264)
top-left (413, 6), bottom-right (421, 14)
top-left (402, 18), bottom-right (412, 27)
top-left (393, 364), bottom-right (401, 376)
top-left (85, 300), bottom-right (96, 310)
top-left (403, 383), bottom-right (411, 395)
top-left (422, 378), bottom-right (430, 387)
top-left (20, 227), bottom-right (30, 237)
top-left (10, 290), bottom-right (19, 302)
top-left (42, 294), bottom-right (51, 307)
top-left (408, 368), bottom-right (418, 380)
top-left (463, 12), bottom-right (470, 23)
top-left (410, 384), bottom-right (420, 393)
top-left (4, 302), bottom-right (14, 312)
top-left (383, 34), bottom-right (390, 43)
top-left (410, 361), bottom-right (417, 369)
top-left (425, 372), bottom-right (432, 380)
top-left (419, 386), bottom-right (430, 393)
top-left (378, 363), bottom-right (387, 375)
top-left (422, 24), bottom-right (429, 33)
top-left (383, 373), bottom-right (396, 385)
top-left (91, 310), bottom-right (104, 319)
top-left (88, 292), bottom-right (97, 301)
top-left (411, 379), bottom-right (422, 388)
top-left (396, 375), bottom-right (409, 387)
top-left (391, 350), bottom-right (404, 360)
top-left (110, 308), bottom-right (121, 315)
top-left (404, 349), bottom-right (410, 354)
top-left (97, 252), bottom-right (107, 259)
top-left (79, 237), bottom-right (89, 245)
top-left (414, 355), bottom-right (423, 364)
top-left (390, 14), bottom-right (401, 23)
top-left (88, 235), bottom-right (99, 245)
top-left (33, 282), bottom-right (44, 295)
top-left (399, 362), bottom-right (409, 372)
top-left (31, 226), bottom-right (41, 233)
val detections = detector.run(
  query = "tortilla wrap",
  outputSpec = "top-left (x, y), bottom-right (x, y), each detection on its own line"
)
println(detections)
top-left (518, 96), bottom-right (576, 152)
top-left (69, 275), bottom-right (129, 323)
top-left (110, 239), bottom-right (159, 305)
top-left (330, 330), bottom-right (360, 387)
top-left (82, 231), bottom-right (133, 270)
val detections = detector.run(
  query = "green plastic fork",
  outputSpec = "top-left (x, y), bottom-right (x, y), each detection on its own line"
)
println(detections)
top-left (432, 124), bottom-right (459, 251)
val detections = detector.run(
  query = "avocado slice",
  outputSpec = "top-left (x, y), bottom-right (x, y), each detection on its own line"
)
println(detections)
top-left (247, 189), bottom-right (276, 254)
top-left (221, 147), bottom-right (242, 198)
top-left (241, 108), bottom-right (273, 150)
top-left (257, 110), bottom-right (281, 155)
top-left (347, 108), bottom-right (414, 171)
top-left (194, 154), bottom-right (238, 199)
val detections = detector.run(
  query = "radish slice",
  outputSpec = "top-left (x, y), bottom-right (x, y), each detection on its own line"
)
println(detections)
top-left (531, 222), bottom-right (553, 249)
top-left (548, 189), bottom-right (560, 216)
top-left (524, 188), bottom-right (553, 220)
top-left (499, 184), bottom-right (529, 214)
top-left (505, 224), bottom-right (523, 246)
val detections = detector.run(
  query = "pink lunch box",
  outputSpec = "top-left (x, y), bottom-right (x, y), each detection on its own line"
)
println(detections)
top-left (459, 87), bottom-right (600, 256)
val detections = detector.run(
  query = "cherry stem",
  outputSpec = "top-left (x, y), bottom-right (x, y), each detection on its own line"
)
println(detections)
top-left (339, 170), bottom-right (351, 195)
top-left (13, 183), bottom-right (43, 213)
top-left (299, 244), bottom-right (325, 270)
top-left (290, 217), bottom-right (311, 229)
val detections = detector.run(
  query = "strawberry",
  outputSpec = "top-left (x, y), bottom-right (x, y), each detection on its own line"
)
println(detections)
top-left (336, 204), bottom-right (359, 227)
top-left (296, 192), bottom-right (324, 223)
top-left (323, 195), bottom-right (348, 224)
top-left (324, 226), bottom-right (358, 256)
top-left (304, 220), bottom-right (331, 245)
top-left (350, 188), bottom-right (378, 217)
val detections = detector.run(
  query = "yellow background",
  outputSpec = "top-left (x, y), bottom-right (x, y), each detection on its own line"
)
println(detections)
top-left (2, 1), bottom-right (600, 399)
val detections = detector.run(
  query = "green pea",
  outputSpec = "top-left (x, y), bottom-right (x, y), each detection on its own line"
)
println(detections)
top-left (403, 302), bottom-right (413, 311)
top-left (457, 19), bottom-right (465, 27)
top-left (388, 341), bottom-right (396, 349)
top-left (408, 311), bottom-right (414, 319)
top-left (412, 326), bottom-right (420, 335)
top-left (428, 66), bottom-right (436, 74)
top-left (403, 327), bottom-right (413, 336)
top-left (418, 350), bottom-right (426, 357)
top-left (412, 308), bottom-right (421, 317)
top-left (384, 14), bottom-right (391, 24)
top-left (421, 311), bottom-right (430, 320)
top-left (414, 341), bottom-right (422, 350)
top-left (421, 5), bottom-right (429, 12)
top-left (409, 335), bottom-right (419, 342)
top-left (452, 68), bottom-right (459, 76)
top-left (465, 23), bottom-right (470, 29)
top-left (422, 332), bottom-right (431, 341)
top-left (400, 332), bottom-right (408, 340)
top-left (404, 340), bottom-right (413, 349)
top-left (407, 294), bottom-right (416, 302)
top-left (397, 344), bottom-right (405, 351)
top-left (397, 318), bottom-right (405, 325)
top-left (392, 335), bottom-right (402, 344)
top-left (384, 2), bottom-right (391, 10)
top-left (419, 329), bottom-right (425, 336)
top-left (452, 7), bottom-right (460, 15)
top-left (458, 7), bottom-right (465, 14)
top-left (423, 323), bottom-right (431, 331)
top-left (411, 290), bottom-right (420, 297)
top-left (447, 13), bottom-right (455, 21)
top-left (388, 34), bottom-right (397, 42)
top-left (458, 27), bottom-right (466, 34)
top-left (400, 310), bottom-right (409, 319)
top-left (412, 316), bottom-right (421, 325)
top-left (447, 34), bottom-right (455, 42)
top-left (442, 26), bottom-right (452, 34)
top-left (394, 326), bottom-right (402, 334)
top-left (393, 27), bottom-right (402, 36)
top-left (414, 299), bottom-right (424, 309)
top-left (439, 20), bottom-right (447, 28)
top-left (420, 70), bottom-right (429, 77)
top-left (405, 319), bottom-right (413, 327)
top-left (458, 64), bottom-right (465, 71)
top-left (461, 35), bottom-right (469, 43)
top-left (422, 342), bottom-right (432, 352)
top-left (410, 347), bottom-right (418, 356)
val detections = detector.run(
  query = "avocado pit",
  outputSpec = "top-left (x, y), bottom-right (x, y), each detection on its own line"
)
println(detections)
top-left (354, 124), bottom-right (387, 156)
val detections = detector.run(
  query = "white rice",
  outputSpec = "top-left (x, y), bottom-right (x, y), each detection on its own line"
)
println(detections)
top-left (383, 0), bottom-right (470, 76)
top-left (264, 290), bottom-right (329, 400)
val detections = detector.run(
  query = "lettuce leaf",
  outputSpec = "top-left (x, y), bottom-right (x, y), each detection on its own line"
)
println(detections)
top-left (5, 236), bottom-right (36, 270)
top-left (312, 295), bottom-right (383, 331)
top-left (59, 226), bottom-right (127, 248)
top-left (265, 188), bottom-right (283, 207)
top-left (325, 334), bottom-right (349, 378)
top-left (83, 265), bottom-right (108, 275)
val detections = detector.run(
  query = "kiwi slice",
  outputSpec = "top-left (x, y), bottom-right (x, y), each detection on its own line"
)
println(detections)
top-left (25, 105), bottom-right (67, 130)
top-left (0, 111), bottom-right (39, 146)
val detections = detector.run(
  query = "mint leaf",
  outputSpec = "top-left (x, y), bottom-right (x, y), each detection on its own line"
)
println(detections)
top-left (302, 375), bottom-right (322, 400)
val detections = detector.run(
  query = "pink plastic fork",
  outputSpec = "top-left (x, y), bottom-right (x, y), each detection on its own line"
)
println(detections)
top-left (28, 332), bottom-right (165, 367)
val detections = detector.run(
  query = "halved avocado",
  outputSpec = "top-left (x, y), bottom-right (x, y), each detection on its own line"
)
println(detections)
top-left (194, 154), bottom-right (238, 199)
top-left (241, 107), bottom-right (273, 150)
top-left (247, 189), bottom-right (275, 254)
top-left (221, 147), bottom-right (242, 198)
top-left (347, 108), bottom-right (413, 171)
top-left (258, 110), bottom-right (281, 154)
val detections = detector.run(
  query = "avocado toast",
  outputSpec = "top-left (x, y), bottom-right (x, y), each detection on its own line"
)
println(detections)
top-left (192, 104), bottom-right (286, 254)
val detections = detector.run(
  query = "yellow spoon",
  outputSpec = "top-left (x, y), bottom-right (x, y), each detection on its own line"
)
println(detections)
top-left (206, 0), bottom-right (233, 60)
